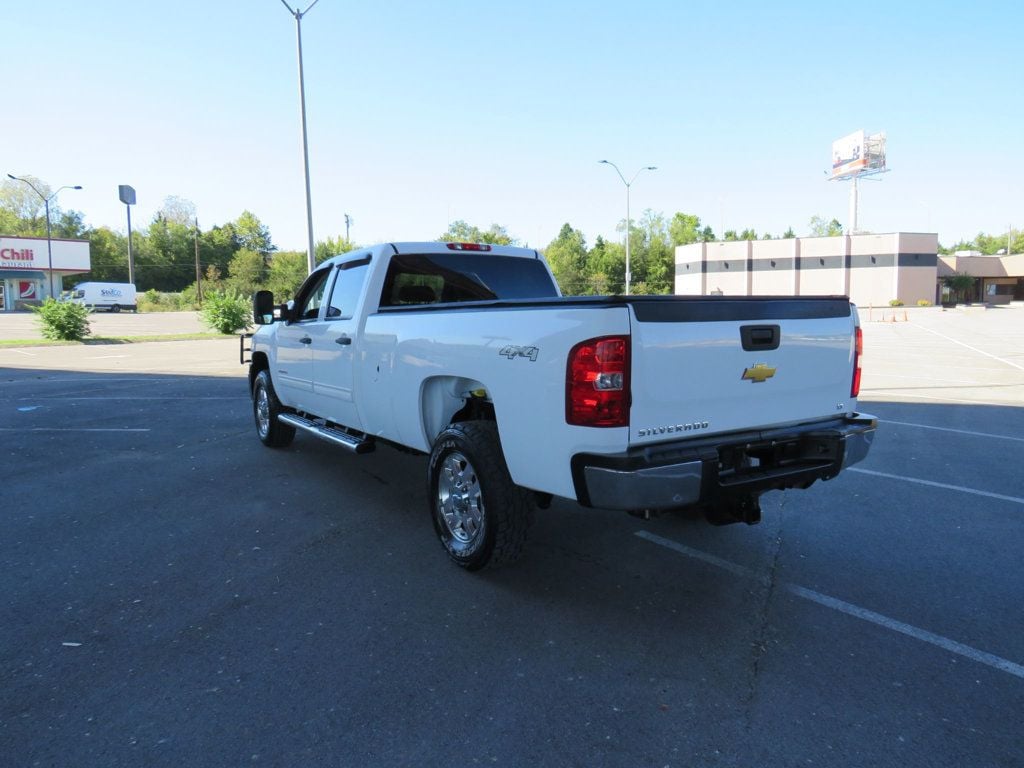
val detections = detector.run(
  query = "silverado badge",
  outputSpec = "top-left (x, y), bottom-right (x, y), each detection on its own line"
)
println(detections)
top-left (742, 363), bottom-right (777, 383)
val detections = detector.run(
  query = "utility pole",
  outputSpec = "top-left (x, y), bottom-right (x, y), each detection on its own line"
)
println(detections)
top-left (194, 216), bottom-right (203, 302)
top-left (344, 213), bottom-right (351, 242)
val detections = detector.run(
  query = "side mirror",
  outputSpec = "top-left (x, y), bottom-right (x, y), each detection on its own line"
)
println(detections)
top-left (253, 290), bottom-right (275, 324)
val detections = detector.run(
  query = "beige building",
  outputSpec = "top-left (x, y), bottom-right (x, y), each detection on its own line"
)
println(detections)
top-left (676, 232), bottom-right (945, 307)
top-left (937, 253), bottom-right (1024, 304)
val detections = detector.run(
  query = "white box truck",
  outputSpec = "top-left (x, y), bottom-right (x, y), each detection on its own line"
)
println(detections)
top-left (67, 282), bottom-right (138, 313)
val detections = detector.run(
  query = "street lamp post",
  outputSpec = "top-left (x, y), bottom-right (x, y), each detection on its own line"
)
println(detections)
top-left (7, 174), bottom-right (82, 301)
top-left (598, 161), bottom-right (656, 295)
top-left (280, 0), bottom-right (321, 274)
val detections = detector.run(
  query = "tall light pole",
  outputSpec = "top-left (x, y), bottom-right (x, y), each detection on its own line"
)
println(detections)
top-left (598, 161), bottom-right (656, 295)
top-left (280, 0), bottom-right (321, 274)
top-left (118, 185), bottom-right (136, 284)
top-left (7, 174), bottom-right (82, 301)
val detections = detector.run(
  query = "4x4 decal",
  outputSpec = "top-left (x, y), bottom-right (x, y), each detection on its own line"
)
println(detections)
top-left (498, 345), bottom-right (539, 362)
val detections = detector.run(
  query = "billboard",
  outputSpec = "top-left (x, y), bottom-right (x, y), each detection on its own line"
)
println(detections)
top-left (831, 130), bottom-right (886, 179)
top-left (831, 131), bottom-right (867, 178)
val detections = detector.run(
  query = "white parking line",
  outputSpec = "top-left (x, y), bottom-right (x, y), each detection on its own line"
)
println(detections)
top-left (635, 530), bottom-right (1024, 680)
top-left (862, 391), bottom-right (1022, 407)
top-left (879, 419), bottom-right (1024, 443)
top-left (0, 428), bottom-right (150, 433)
top-left (910, 324), bottom-right (1024, 372)
top-left (20, 396), bottom-right (243, 401)
top-left (847, 468), bottom-right (1024, 505)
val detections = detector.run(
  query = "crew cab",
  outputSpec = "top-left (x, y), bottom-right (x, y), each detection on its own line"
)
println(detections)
top-left (243, 241), bottom-right (875, 570)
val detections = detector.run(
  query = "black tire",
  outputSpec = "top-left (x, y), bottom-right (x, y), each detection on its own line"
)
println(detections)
top-left (253, 369), bottom-right (295, 448)
top-left (428, 421), bottom-right (532, 570)
top-left (110, 304), bottom-right (120, 313)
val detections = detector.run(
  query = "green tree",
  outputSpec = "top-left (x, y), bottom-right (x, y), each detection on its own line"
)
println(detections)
top-left (201, 223), bottom-right (240, 279)
top-left (266, 250), bottom-right (308, 300)
top-left (739, 228), bottom-right (757, 241)
top-left (699, 225), bottom-right (716, 242)
top-left (668, 213), bottom-right (702, 246)
top-left (83, 227), bottom-right (130, 284)
top-left (809, 216), bottom-right (843, 237)
top-left (0, 175), bottom-right (48, 235)
top-left (144, 212), bottom-right (195, 291)
top-left (440, 220), bottom-right (518, 245)
top-left (783, 227), bottom-right (796, 239)
top-left (587, 235), bottom-right (624, 294)
top-left (942, 272), bottom-right (976, 303)
top-left (544, 223), bottom-right (589, 295)
top-left (634, 209), bottom-right (673, 294)
top-left (224, 248), bottom-right (267, 298)
top-left (315, 235), bottom-right (357, 265)
top-left (234, 211), bottom-right (275, 255)
top-left (723, 230), bottom-right (738, 241)
top-left (0, 176), bottom-right (87, 238)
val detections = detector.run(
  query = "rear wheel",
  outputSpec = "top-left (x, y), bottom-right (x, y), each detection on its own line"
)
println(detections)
top-left (428, 421), bottom-right (532, 570)
top-left (110, 304), bottom-right (120, 313)
top-left (253, 369), bottom-right (295, 448)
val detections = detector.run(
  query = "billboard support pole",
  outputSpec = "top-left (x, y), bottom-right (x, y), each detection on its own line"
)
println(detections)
top-left (848, 176), bottom-right (859, 235)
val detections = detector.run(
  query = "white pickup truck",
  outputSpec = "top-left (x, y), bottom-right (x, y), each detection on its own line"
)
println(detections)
top-left (243, 241), bottom-right (875, 570)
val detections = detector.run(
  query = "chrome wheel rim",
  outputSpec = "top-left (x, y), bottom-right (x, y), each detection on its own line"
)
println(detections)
top-left (255, 385), bottom-right (271, 438)
top-left (437, 451), bottom-right (484, 545)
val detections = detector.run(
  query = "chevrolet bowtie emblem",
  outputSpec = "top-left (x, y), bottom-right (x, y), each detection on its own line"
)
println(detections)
top-left (742, 363), bottom-right (777, 383)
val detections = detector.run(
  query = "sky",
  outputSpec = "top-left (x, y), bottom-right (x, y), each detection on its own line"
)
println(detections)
top-left (3, 0), bottom-right (1022, 253)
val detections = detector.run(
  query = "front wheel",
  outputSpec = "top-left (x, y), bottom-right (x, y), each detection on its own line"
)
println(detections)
top-left (110, 304), bottom-right (120, 313)
top-left (253, 369), bottom-right (295, 448)
top-left (428, 421), bottom-right (532, 570)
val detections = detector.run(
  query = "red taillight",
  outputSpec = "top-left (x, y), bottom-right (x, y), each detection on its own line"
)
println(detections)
top-left (446, 242), bottom-right (491, 251)
top-left (566, 336), bottom-right (630, 427)
top-left (851, 325), bottom-right (863, 397)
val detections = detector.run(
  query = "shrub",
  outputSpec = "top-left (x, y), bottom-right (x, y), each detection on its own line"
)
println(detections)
top-left (888, 299), bottom-right (904, 307)
top-left (917, 299), bottom-right (932, 307)
top-left (200, 290), bottom-right (251, 334)
top-left (178, 284), bottom-right (200, 310)
top-left (137, 289), bottom-right (163, 312)
top-left (137, 289), bottom-right (201, 312)
top-left (31, 298), bottom-right (91, 341)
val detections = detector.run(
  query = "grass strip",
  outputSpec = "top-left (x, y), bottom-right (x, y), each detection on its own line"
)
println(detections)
top-left (0, 333), bottom-right (236, 348)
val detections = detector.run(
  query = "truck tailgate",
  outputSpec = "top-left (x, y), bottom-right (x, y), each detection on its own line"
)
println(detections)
top-left (628, 298), bottom-right (856, 446)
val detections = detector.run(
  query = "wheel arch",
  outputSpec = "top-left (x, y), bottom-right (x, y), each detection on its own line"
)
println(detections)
top-left (249, 351), bottom-right (270, 393)
top-left (420, 375), bottom-right (494, 445)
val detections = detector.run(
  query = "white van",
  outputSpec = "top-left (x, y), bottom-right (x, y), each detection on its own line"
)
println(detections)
top-left (67, 282), bottom-right (138, 313)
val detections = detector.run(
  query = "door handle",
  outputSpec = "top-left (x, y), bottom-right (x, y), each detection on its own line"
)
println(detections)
top-left (335, 335), bottom-right (352, 346)
top-left (299, 336), bottom-right (312, 345)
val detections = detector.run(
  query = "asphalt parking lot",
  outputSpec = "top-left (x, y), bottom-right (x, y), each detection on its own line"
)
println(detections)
top-left (1, 306), bottom-right (1022, 767)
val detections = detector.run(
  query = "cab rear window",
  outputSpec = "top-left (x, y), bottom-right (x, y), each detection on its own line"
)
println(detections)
top-left (380, 253), bottom-right (557, 306)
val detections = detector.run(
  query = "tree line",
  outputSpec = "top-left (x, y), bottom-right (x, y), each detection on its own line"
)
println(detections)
top-left (3, 176), bottom-right (1015, 301)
